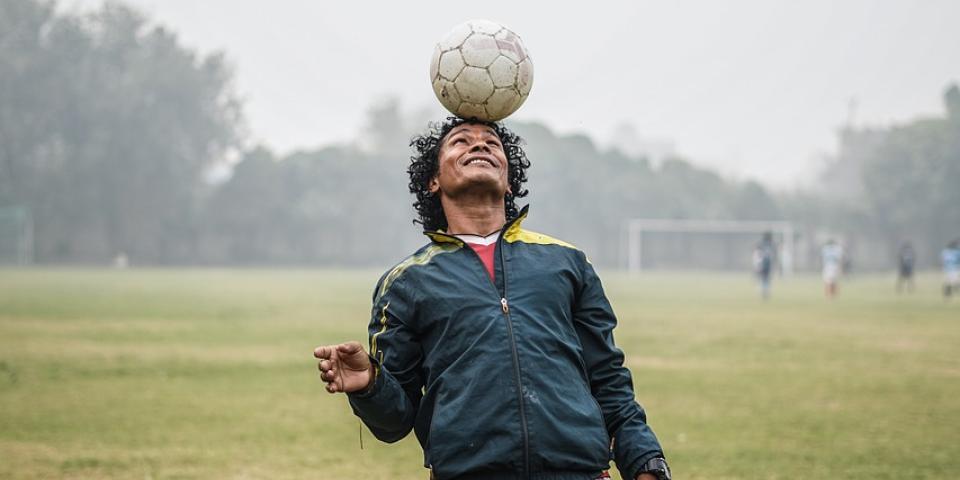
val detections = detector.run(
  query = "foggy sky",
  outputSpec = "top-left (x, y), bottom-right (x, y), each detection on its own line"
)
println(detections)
top-left (65, 0), bottom-right (960, 188)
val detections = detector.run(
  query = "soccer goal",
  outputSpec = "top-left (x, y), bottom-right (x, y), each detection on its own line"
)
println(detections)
top-left (623, 218), bottom-right (794, 274)
top-left (0, 206), bottom-right (34, 265)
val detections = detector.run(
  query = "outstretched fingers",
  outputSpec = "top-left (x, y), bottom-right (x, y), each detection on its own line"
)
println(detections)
top-left (318, 360), bottom-right (336, 381)
top-left (314, 344), bottom-right (343, 393)
top-left (314, 342), bottom-right (369, 394)
top-left (325, 380), bottom-right (340, 393)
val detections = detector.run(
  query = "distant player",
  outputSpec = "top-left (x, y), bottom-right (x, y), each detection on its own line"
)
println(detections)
top-left (752, 232), bottom-right (776, 300)
top-left (821, 239), bottom-right (844, 299)
top-left (942, 239), bottom-right (960, 299)
top-left (896, 242), bottom-right (916, 293)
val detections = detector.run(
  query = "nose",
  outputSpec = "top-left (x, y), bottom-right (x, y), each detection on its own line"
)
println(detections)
top-left (469, 139), bottom-right (490, 153)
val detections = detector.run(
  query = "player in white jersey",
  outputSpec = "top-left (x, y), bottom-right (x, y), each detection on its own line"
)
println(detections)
top-left (942, 240), bottom-right (960, 299)
top-left (821, 239), bottom-right (844, 299)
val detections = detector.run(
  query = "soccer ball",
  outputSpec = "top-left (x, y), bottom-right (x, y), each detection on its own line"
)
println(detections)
top-left (429, 19), bottom-right (533, 122)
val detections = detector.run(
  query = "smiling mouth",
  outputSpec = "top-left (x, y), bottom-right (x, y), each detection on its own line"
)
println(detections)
top-left (464, 156), bottom-right (497, 168)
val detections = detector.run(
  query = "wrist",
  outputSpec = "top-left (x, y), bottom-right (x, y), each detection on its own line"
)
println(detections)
top-left (635, 457), bottom-right (670, 480)
top-left (358, 364), bottom-right (377, 395)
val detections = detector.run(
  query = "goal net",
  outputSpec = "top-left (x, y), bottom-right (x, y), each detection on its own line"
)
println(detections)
top-left (0, 206), bottom-right (33, 265)
top-left (623, 219), bottom-right (794, 274)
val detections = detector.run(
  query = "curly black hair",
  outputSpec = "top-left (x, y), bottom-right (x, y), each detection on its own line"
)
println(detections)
top-left (408, 117), bottom-right (531, 232)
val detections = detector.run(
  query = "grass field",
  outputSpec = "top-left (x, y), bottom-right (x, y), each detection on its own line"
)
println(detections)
top-left (0, 268), bottom-right (958, 479)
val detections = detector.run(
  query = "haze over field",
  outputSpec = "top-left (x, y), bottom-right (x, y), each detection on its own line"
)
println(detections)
top-left (4, 0), bottom-right (959, 268)
top-left (62, 0), bottom-right (960, 187)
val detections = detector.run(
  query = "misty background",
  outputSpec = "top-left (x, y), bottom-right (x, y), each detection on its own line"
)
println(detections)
top-left (1, 0), bottom-right (958, 270)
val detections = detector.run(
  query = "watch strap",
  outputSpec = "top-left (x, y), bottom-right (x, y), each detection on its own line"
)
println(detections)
top-left (638, 457), bottom-right (671, 480)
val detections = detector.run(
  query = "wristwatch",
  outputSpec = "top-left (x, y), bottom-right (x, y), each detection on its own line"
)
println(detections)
top-left (637, 457), bottom-right (671, 480)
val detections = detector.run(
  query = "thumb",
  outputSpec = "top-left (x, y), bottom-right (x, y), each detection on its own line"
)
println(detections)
top-left (337, 341), bottom-right (365, 356)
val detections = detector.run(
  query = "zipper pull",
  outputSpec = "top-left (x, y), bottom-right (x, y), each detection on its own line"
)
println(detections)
top-left (501, 297), bottom-right (509, 314)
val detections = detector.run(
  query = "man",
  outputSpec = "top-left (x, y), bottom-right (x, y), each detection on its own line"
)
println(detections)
top-left (942, 239), bottom-right (960, 299)
top-left (752, 231), bottom-right (776, 300)
top-left (314, 118), bottom-right (668, 480)
top-left (821, 239), bottom-right (844, 299)
top-left (895, 242), bottom-right (916, 294)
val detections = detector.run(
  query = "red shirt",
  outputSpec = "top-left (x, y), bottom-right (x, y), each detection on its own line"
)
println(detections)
top-left (465, 242), bottom-right (496, 281)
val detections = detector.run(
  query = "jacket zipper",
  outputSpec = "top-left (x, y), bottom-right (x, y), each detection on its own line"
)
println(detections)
top-left (497, 237), bottom-right (531, 479)
top-left (428, 226), bottom-right (530, 477)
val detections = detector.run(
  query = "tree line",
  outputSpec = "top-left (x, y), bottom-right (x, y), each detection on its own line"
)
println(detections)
top-left (1, 0), bottom-right (240, 263)
top-left (786, 85), bottom-right (960, 268)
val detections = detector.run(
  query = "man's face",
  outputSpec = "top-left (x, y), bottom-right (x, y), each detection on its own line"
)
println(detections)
top-left (430, 123), bottom-right (510, 199)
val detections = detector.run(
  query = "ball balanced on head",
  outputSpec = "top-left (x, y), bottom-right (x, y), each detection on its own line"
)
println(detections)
top-left (430, 19), bottom-right (533, 122)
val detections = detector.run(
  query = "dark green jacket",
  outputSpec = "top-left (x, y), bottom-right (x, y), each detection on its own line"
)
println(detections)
top-left (348, 207), bottom-right (663, 480)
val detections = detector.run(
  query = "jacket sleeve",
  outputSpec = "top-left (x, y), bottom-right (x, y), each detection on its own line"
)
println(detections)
top-left (572, 254), bottom-right (664, 480)
top-left (347, 274), bottom-right (423, 443)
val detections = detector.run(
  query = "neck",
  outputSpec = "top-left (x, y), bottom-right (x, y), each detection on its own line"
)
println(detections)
top-left (441, 196), bottom-right (507, 235)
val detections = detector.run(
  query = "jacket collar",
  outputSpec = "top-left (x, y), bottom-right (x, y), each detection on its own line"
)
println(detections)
top-left (424, 204), bottom-right (530, 246)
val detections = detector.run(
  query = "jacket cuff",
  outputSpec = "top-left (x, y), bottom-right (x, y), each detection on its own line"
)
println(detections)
top-left (624, 451), bottom-right (665, 480)
top-left (346, 354), bottom-right (382, 399)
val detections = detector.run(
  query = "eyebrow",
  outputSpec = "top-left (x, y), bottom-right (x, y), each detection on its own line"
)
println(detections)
top-left (447, 127), bottom-right (500, 141)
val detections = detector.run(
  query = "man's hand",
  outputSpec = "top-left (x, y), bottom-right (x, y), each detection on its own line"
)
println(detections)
top-left (314, 341), bottom-right (374, 394)
top-left (636, 475), bottom-right (657, 480)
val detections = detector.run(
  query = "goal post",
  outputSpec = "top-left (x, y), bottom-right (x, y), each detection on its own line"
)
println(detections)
top-left (0, 206), bottom-right (34, 266)
top-left (623, 218), bottom-right (794, 275)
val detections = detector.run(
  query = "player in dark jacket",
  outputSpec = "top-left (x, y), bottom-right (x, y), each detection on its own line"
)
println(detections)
top-left (896, 242), bottom-right (916, 293)
top-left (753, 232), bottom-right (776, 300)
top-left (314, 118), bottom-right (667, 480)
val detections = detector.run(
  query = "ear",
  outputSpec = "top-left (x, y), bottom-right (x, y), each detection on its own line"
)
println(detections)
top-left (428, 176), bottom-right (440, 194)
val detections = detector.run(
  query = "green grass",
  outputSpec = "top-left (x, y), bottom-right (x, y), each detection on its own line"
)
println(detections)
top-left (0, 268), bottom-right (957, 479)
